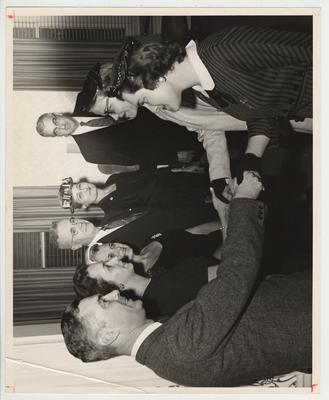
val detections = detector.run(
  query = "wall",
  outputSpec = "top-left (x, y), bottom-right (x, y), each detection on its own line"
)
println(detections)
top-left (10, 90), bottom-right (107, 187)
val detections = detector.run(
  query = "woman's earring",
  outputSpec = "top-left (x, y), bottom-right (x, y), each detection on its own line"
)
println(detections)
top-left (119, 283), bottom-right (125, 291)
top-left (158, 76), bottom-right (167, 83)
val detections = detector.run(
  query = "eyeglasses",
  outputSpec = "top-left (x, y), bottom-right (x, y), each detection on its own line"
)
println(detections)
top-left (69, 217), bottom-right (79, 245)
top-left (52, 113), bottom-right (61, 135)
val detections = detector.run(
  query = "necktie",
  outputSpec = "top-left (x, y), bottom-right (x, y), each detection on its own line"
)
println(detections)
top-left (80, 117), bottom-right (114, 127)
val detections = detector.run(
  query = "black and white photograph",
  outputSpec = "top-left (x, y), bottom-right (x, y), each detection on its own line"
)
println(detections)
top-left (2, 5), bottom-right (321, 395)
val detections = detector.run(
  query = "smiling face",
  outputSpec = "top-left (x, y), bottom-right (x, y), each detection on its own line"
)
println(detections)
top-left (90, 242), bottom-right (134, 264)
top-left (87, 261), bottom-right (136, 288)
top-left (89, 92), bottom-right (138, 120)
top-left (78, 291), bottom-right (146, 338)
top-left (56, 217), bottom-right (97, 250)
top-left (122, 81), bottom-right (182, 112)
top-left (71, 182), bottom-right (98, 207)
top-left (40, 113), bottom-right (79, 137)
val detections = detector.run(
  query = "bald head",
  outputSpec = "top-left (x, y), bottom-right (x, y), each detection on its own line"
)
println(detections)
top-left (36, 113), bottom-right (79, 137)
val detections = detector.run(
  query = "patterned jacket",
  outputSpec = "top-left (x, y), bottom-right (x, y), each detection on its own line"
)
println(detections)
top-left (196, 25), bottom-right (312, 144)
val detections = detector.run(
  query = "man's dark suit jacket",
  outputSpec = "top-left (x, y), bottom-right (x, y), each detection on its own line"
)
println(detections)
top-left (73, 97), bottom-right (202, 169)
top-left (196, 25), bottom-right (312, 145)
top-left (98, 205), bottom-right (217, 249)
top-left (93, 169), bottom-right (217, 248)
top-left (135, 199), bottom-right (312, 386)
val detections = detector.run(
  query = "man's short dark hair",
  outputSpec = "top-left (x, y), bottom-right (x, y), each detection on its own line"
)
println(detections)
top-left (61, 298), bottom-right (117, 362)
top-left (73, 263), bottom-right (119, 298)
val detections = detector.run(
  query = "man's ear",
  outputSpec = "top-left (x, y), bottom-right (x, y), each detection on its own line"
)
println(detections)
top-left (97, 328), bottom-right (120, 346)
top-left (71, 243), bottom-right (82, 251)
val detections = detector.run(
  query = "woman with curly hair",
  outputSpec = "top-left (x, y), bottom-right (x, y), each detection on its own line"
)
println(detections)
top-left (109, 26), bottom-right (312, 192)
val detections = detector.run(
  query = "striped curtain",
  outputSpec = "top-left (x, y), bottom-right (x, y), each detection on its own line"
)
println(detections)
top-left (13, 186), bottom-right (104, 232)
top-left (13, 267), bottom-right (76, 325)
top-left (13, 15), bottom-right (162, 91)
top-left (13, 40), bottom-right (123, 91)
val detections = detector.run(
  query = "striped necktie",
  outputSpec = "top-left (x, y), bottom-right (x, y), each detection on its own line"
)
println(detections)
top-left (80, 117), bottom-right (114, 127)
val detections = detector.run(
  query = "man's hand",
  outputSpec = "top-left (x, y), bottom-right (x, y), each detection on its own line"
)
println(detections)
top-left (233, 171), bottom-right (264, 200)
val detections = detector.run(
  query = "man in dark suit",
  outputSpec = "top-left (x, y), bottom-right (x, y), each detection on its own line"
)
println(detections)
top-left (36, 107), bottom-right (203, 170)
top-left (50, 200), bottom-right (217, 251)
top-left (56, 170), bottom-right (217, 249)
top-left (60, 171), bottom-right (311, 386)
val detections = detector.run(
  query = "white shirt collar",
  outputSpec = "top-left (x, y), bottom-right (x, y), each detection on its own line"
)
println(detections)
top-left (185, 40), bottom-right (214, 92)
top-left (131, 322), bottom-right (162, 357)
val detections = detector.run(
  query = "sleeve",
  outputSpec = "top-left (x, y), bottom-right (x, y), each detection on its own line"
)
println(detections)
top-left (207, 26), bottom-right (312, 71)
top-left (170, 199), bottom-right (265, 355)
top-left (198, 129), bottom-right (231, 179)
top-left (246, 118), bottom-right (281, 145)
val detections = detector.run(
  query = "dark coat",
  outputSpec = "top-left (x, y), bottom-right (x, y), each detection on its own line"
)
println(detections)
top-left (73, 96), bottom-right (203, 168)
top-left (98, 169), bottom-right (212, 214)
top-left (94, 169), bottom-right (217, 247)
top-left (98, 205), bottom-right (217, 249)
top-left (196, 26), bottom-right (312, 145)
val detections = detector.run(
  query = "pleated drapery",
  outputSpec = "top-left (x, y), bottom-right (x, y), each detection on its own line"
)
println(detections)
top-left (13, 186), bottom-right (104, 232)
top-left (13, 15), bottom-right (163, 91)
top-left (13, 267), bottom-right (76, 325)
top-left (13, 40), bottom-right (123, 91)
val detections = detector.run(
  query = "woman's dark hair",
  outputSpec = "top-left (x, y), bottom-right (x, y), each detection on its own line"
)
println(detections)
top-left (73, 263), bottom-right (141, 300)
top-left (73, 263), bottom-right (119, 298)
top-left (123, 41), bottom-right (186, 93)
